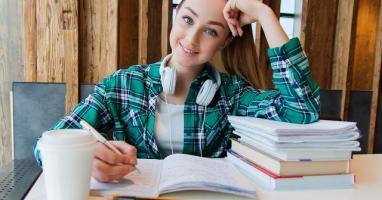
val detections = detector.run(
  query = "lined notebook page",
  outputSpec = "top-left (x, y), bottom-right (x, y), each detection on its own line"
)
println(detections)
top-left (90, 159), bottom-right (162, 198)
top-left (159, 154), bottom-right (256, 197)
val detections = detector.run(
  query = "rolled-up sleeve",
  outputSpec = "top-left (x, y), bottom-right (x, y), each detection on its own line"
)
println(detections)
top-left (229, 38), bottom-right (320, 124)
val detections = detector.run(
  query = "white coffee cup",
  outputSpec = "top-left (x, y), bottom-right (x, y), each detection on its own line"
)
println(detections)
top-left (39, 129), bottom-right (97, 200)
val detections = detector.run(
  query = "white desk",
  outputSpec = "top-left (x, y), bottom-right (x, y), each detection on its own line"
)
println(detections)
top-left (25, 154), bottom-right (382, 200)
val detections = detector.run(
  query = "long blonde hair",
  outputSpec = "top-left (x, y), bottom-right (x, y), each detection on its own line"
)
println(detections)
top-left (221, 25), bottom-right (262, 87)
top-left (177, 0), bottom-right (267, 88)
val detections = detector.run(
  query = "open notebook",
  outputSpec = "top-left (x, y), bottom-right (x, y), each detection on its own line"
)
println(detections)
top-left (90, 154), bottom-right (257, 198)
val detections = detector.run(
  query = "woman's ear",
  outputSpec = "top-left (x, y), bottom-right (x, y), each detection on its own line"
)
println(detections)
top-left (221, 36), bottom-right (233, 50)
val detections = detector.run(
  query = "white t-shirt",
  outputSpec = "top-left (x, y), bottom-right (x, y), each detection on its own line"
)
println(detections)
top-left (154, 97), bottom-right (184, 156)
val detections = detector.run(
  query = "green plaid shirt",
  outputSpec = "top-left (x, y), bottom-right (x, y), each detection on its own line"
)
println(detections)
top-left (34, 38), bottom-right (320, 163)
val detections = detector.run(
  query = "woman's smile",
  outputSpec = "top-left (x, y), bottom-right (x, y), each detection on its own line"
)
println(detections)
top-left (179, 42), bottom-right (199, 56)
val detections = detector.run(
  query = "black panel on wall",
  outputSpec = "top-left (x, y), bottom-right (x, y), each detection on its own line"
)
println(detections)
top-left (375, 90), bottom-right (382, 153)
top-left (348, 91), bottom-right (372, 154)
top-left (320, 90), bottom-right (342, 120)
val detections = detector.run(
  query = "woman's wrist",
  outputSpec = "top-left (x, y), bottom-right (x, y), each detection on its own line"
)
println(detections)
top-left (251, 4), bottom-right (274, 26)
top-left (251, 4), bottom-right (289, 47)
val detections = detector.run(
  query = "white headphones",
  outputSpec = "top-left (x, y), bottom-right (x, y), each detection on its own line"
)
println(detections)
top-left (159, 54), bottom-right (221, 157)
top-left (159, 54), bottom-right (221, 106)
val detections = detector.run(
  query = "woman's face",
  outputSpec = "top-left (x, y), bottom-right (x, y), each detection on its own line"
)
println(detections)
top-left (169, 0), bottom-right (230, 68)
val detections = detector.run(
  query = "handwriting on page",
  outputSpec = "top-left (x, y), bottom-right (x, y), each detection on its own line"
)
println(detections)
top-left (159, 154), bottom-right (251, 193)
top-left (90, 159), bottom-right (162, 196)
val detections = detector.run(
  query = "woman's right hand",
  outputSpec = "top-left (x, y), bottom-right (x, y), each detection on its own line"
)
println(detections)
top-left (92, 141), bottom-right (137, 182)
top-left (223, 0), bottom-right (288, 47)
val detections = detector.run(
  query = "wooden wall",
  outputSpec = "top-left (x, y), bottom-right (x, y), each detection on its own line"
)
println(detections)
top-left (1, 0), bottom-right (382, 166)
top-left (0, 0), bottom-right (24, 167)
top-left (301, 0), bottom-right (339, 90)
top-left (300, 0), bottom-right (382, 153)
top-left (353, 0), bottom-right (380, 91)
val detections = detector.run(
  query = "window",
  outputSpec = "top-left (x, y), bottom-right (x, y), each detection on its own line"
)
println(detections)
top-left (280, 0), bottom-right (297, 38)
top-left (172, 0), bottom-right (181, 21)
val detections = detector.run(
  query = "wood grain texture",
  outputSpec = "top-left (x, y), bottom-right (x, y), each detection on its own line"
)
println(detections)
top-left (147, 0), bottom-right (163, 63)
top-left (36, 0), bottom-right (79, 113)
top-left (368, 0), bottom-right (382, 153)
top-left (24, 0), bottom-right (37, 82)
top-left (299, 0), bottom-right (308, 48)
top-left (118, 0), bottom-right (139, 68)
top-left (138, 0), bottom-right (148, 64)
top-left (332, 0), bottom-right (357, 90)
top-left (0, 0), bottom-right (24, 166)
top-left (302, 0), bottom-right (339, 90)
top-left (161, 0), bottom-right (172, 58)
top-left (331, 0), bottom-right (358, 120)
top-left (62, 0), bottom-right (79, 113)
top-left (352, 0), bottom-right (380, 91)
top-left (79, 0), bottom-right (118, 83)
top-left (138, 0), bottom-right (163, 64)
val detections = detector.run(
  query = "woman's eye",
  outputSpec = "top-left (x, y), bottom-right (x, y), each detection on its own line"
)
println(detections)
top-left (182, 16), bottom-right (193, 25)
top-left (206, 29), bottom-right (218, 37)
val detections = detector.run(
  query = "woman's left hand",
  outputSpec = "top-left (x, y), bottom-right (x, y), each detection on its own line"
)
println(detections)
top-left (223, 0), bottom-right (268, 37)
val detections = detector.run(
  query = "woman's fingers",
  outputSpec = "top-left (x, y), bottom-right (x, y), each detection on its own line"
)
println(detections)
top-left (92, 141), bottom-right (139, 182)
top-left (94, 143), bottom-right (127, 165)
top-left (94, 141), bottom-right (137, 165)
top-left (223, 0), bottom-right (242, 37)
top-left (109, 141), bottom-right (137, 165)
top-left (92, 158), bottom-right (136, 182)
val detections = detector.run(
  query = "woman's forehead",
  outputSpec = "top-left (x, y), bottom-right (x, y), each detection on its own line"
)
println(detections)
top-left (180, 0), bottom-right (228, 24)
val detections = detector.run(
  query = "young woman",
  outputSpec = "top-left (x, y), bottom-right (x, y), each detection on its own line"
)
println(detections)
top-left (34, 0), bottom-right (320, 182)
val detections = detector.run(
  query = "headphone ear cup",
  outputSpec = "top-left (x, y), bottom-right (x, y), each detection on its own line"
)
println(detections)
top-left (196, 80), bottom-right (217, 106)
top-left (161, 67), bottom-right (177, 95)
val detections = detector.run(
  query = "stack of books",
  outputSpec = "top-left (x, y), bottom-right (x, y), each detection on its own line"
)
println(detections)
top-left (226, 116), bottom-right (361, 190)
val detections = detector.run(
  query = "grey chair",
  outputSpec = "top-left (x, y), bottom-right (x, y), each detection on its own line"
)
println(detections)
top-left (12, 82), bottom-right (66, 160)
top-left (12, 82), bottom-right (96, 160)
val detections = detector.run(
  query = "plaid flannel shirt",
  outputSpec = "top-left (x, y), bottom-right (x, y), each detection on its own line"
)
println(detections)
top-left (34, 38), bottom-right (320, 163)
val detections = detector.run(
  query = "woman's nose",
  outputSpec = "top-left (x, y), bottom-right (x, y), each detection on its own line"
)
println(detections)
top-left (184, 28), bottom-right (199, 46)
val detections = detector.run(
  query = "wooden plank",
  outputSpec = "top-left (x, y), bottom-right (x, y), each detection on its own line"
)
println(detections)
top-left (0, 0), bottom-right (24, 166)
top-left (37, 0), bottom-right (79, 113)
top-left (118, 0), bottom-right (139, 68)
top-left (23, 0), bottom-right (37, 82)
top-left (37, 0), bottom-right (63, 82)
top-left (161, 0), bottom-right (172, 58)
top-left (301, 0), bottom-right (339, 90)
top-left (331, 0), bottom-right (357, 90)
top-left (138, 0), bottom-right (148, 64)
top-left (62, 0), bottom-right (79, 113)
top-left (296, 0), bottom-right (309, 47)
top-left (139, 0), bottom-right (163, 64)
top-left (368, 0), bottom-right (382, 153)
top-left (352, 0), bottom-right (381, 91)
top-left (79, 0), bottom-right (118, 83)
top-left (331, 0), bottom-right (358, 120)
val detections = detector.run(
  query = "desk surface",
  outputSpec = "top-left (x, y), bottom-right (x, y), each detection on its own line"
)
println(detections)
top-left (25, 154), bottom-right (382, 200)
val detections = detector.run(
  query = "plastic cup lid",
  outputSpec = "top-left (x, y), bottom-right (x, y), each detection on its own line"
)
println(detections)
top-left (40, 129), bottom-right (97, 146)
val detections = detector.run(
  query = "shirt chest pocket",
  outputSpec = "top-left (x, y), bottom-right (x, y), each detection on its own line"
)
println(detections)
top-left (204, 107), bottom-right (229, 145)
